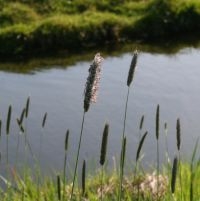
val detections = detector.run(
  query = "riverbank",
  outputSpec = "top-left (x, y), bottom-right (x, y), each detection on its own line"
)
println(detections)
top-left (0, 162), bottom-right (199, 200)
top-left (0, 0), bottom-right (200, 58)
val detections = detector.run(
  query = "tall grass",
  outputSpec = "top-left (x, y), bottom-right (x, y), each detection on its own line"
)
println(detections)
top-left (155, 104), bottom-right (160, 201)
top-left (63, 129), bottom-right (69, 201)
top-left (118, 50), bottom-right (138, 201)
top-left (70, 53), bottom-right (104, 200)
top-left (100, 123), bottom-right (109, 201)
top-left (0, 52), bottom-right (199, 201)
top-left (176, 118), bottom-right (182, 200)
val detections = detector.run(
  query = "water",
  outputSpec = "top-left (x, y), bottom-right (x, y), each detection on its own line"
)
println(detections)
top-left (0, 45), bottom-right (200, 176)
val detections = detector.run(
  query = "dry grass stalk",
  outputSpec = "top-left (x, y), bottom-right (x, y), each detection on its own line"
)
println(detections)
top-left (137, 173), bottom-right (168, 199)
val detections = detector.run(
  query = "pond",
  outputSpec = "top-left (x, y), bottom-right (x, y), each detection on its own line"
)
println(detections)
top-left (0, 43), bottom-right (200, 177)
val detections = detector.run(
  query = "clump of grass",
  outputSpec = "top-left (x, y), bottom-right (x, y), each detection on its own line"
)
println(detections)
top-left (0, 2), bottom-right (39, 27)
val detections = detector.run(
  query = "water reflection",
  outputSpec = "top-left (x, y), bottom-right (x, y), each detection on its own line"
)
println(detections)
top-left (0, 37), bottom-right (200, 74)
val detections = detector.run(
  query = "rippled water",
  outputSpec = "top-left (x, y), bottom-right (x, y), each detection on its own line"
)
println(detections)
top-left (0, 46), bottom-right (200, 175)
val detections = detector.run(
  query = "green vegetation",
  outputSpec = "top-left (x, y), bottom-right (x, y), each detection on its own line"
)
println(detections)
top-left (0, 163), bottom-right (199, 201)
top-left (0, 0), bottom-right (200, 58)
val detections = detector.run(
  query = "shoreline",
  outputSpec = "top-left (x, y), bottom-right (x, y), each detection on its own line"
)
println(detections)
top-left (0, 0), bottom-right (200, 59)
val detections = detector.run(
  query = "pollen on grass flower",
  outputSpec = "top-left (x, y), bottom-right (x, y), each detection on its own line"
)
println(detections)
top-left (84, 53), bottom-right (104, 112)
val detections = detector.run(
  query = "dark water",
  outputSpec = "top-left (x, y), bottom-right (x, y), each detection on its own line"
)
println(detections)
top-left (0, 45), bottom-right (200, 177)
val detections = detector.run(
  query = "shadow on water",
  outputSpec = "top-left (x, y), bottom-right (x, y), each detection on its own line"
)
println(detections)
top-left (0, 36), bottom-right (200, 74)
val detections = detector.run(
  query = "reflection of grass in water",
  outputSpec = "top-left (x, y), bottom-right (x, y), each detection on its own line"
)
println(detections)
top-left (0, 37), bottom-right (200, 74)
top-left (0, 52), bottom-right (200, 201)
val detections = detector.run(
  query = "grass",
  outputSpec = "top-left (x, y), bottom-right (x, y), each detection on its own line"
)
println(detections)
top-left (0, 51), bottom-right (199, 201)
top-left (0, 162), bottom-right (199, 201)
top-left (0, 0), bottom-right (200, 57)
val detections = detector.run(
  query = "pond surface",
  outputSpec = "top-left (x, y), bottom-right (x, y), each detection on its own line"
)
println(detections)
top-left (0, 44), bottom-right (200, 176)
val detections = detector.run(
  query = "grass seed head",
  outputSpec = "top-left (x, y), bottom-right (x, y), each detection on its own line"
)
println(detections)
top-left (6, 105), bottom-right (12, 135)
top-left (171, 156), bottom-right (178, 194)
top-left (127, 50), bottom-right (138, 87)
top-left (100, 123), bottom-right (109, 166)
top-left (156, 104), bottom-right (160, 140)
top-left (84, 53), bottom-right (103, 112)
top-left (65, 129), bottom-right (69, 151)
top-left (176, 118), bottom-right (181, 151)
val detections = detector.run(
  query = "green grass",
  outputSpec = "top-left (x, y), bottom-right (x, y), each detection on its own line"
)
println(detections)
top-left (0, 0), bottom-right (200, 57)
top-left (0, 2), bottom-right (39, 27)
top-left (0, 12), bottom-right (135, 56)
top-left (0, 162), bottom-right (199, 201)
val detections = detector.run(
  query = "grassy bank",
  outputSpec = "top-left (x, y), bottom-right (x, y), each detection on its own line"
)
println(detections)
top-left (0, 163), bottom-right (199, 201)
top-left (0, 0), bottom-right (200, 57)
